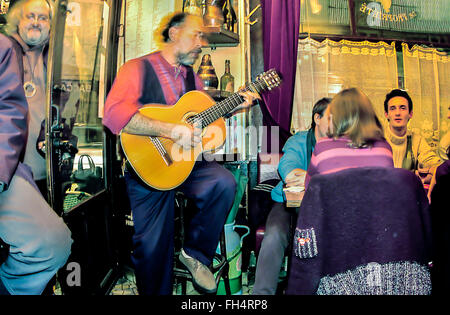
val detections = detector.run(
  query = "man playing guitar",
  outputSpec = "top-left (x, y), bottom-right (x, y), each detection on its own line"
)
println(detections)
top-left (103, 12), bottom-right (260, 295)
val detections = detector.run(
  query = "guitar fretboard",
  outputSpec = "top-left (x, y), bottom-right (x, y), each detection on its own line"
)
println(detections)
top-left (186, 78), bottom-right (268, 128)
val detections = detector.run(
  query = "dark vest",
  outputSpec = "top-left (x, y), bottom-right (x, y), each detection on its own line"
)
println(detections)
top-left (139, 59), bottom-right (197, 105)
top-left (123, 58), bottom-right (198, 180)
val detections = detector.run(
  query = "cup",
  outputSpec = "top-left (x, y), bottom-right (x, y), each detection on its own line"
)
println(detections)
top-left (283, 186), bottom-right (305, 207)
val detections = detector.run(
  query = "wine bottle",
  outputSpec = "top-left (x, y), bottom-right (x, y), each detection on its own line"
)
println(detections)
top-left (220, 60), bottom-right (234, 94)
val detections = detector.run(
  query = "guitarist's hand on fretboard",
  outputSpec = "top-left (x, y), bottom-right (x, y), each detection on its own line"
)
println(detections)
top-left (231, 87), bottom-right (262, 113)
top-left (170, 121), bottom-right (202, 150)
top-left (120, 69), bottom-right (281, 190)
top-left (239, 88), bottom-right (261, 108)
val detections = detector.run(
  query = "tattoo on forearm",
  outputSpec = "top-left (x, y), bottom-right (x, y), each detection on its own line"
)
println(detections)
top-left (123, 113), bottom-right (170, 137)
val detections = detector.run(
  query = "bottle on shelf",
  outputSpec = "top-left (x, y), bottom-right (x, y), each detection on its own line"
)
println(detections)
top-left (222, 0), bottom-right (237, 32)
top-left (220, 59), bottom-right (234, 95)
top-left (197, 54), bottom-right (219, 90)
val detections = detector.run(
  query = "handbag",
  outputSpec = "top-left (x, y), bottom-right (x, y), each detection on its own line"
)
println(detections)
top-left (63, 185), bottom-right (92, 211)
top-left (63, 154), bottom-right (102, 211)
top-left (70, 154), bottom-right (103, 194)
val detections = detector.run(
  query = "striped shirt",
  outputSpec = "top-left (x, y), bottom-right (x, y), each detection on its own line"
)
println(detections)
top-left (305, 136), bottom-right (394, 189)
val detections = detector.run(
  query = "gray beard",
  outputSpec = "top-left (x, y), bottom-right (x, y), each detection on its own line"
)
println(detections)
top-left (177, 53), bottom-right (195, 66)
top-left (176, 50), bottom-right (201, 66)
top-left (20, 29), bottom-right (49, 47)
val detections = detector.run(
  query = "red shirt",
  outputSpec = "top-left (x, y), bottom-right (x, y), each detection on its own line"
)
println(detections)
top-left (103, 51), bottom-right (203, 135)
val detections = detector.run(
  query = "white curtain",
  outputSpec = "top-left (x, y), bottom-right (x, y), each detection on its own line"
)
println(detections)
top-left (402, 43), bottom-right (450, 149)
top-left (292, 37), bottom-right (398, 133)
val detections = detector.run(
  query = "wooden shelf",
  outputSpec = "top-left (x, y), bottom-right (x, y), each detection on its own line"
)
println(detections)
top-left (205, 26), bottom-right (239, 47)
top-left (203, 89), bottom-right (232, 100)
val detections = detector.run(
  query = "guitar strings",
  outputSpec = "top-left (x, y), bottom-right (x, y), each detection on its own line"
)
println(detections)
top-left (185, 71), bottom-right (278, 128)
top-left (188, 80), bottom-right (264, 127)
top-left (146, 72), bottom-right (277, 163)
top-left (150, 137), bottom-right (167, 157)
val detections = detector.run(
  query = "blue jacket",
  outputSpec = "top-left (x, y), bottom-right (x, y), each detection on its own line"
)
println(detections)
top-left (0, 34), bottom-right (34, 188)
top-left (271, 130), bottom-right (315, 202)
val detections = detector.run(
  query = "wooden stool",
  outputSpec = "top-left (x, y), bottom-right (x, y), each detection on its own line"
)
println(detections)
top-left (173, 192), bottom-right (231, 295)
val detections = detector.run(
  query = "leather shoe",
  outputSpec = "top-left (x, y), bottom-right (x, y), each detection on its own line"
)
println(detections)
top-left (178, 248), bottom-right (217, 294)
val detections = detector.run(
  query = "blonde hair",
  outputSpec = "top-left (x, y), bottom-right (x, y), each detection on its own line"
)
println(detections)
top-left (4, 0), bottom-right (54, 36)
top-left (328, 88), bottom-right (384, 148)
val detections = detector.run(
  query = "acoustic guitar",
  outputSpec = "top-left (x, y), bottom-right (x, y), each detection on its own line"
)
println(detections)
top-left (120, 69), bottom-right (282, 190)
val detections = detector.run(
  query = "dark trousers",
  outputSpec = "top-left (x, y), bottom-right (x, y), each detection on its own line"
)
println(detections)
top-left (253, 202), bottom-right (293, 295)
top-left (124, 160), bottom-right (236, 295)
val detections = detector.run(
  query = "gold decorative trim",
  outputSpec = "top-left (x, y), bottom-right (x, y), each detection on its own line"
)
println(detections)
top-left (402, 43), bottom-right (449, 63)
top-left (298, 37), bottom-right (396, 57)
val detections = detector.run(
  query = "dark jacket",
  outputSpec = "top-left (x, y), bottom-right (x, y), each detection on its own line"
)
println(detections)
top-left (286, 167), bottom-right (432, 295)
top-left (0, 33), bottom-right (34, 187)
top-left (430, 173), bottom-right (450, 294)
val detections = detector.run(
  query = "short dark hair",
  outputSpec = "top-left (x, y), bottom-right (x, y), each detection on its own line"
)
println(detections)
top-left (310, 97), bottom-right (332, 130)
top-left (161, 12), bottom-right (188, 43)
top-left (384, 89), bottom-right (413, 113)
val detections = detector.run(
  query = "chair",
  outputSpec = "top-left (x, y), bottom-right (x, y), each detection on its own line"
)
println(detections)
top-left (252, 152), bottom-right (283, 256)
top-left (172, 192), bottom-right (231, 295)
top-left (286, 167), bottom-right (433, 295)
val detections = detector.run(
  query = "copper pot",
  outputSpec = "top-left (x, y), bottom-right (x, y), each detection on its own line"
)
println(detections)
top-left (203, 0), bottom-right (226, 27)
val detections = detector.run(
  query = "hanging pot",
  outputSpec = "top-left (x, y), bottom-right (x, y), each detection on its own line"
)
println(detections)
top-left (203, 0), bottom-right (226, 27)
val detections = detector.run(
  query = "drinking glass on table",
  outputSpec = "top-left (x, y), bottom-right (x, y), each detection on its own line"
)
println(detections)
top-left (283, 168), bottom-right (306, 207)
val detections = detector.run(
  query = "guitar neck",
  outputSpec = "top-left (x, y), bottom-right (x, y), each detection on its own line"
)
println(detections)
top-left (187, 79), bottom-right (267, 128)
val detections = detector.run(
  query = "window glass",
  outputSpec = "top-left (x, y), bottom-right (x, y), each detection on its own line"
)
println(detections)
top-left (51, 0), bottom-right (109, 212)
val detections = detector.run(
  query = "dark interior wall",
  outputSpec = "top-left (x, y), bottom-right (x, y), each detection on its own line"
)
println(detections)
top-left (247, 0), bottom-right (264, 188)
top-left (249, 0), bottom-right (264, 164)
top-left (250, 0), bottom-right (264, 81)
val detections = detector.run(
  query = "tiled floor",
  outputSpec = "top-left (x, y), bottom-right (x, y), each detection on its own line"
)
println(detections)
top-left (109, 266), bottom-right (255, 295)
top-left (54, 255), bottom-right (291, 295)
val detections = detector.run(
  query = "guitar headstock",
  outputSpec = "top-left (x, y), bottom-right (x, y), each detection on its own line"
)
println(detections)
top-left (256, 69), bottom-right (282, 91)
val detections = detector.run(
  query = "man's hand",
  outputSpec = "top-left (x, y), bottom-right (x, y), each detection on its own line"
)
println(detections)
top-left (170, 121), bottom-right (202, 150)
top-left (238, 88), bottom-right (261, 109)
top-left (285, 168), bottom-right (307, 188)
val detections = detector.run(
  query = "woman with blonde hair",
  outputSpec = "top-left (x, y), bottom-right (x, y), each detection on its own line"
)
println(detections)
top-left (287, 88), bottom-right (432, 296)
top-left (304, 88), bottom-right (394, 188)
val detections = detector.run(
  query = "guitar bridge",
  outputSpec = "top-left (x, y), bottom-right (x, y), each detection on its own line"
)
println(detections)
top-left (150, 137), bottom-right (173, 166)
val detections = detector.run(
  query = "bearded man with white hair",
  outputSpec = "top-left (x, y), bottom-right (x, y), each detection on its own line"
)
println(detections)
top-left (4, 0), bottom-right (53, 195)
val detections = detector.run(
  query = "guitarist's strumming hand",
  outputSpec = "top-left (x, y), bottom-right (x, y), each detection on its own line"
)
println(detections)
top-left (171, 121), bottom-right (202, 150)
